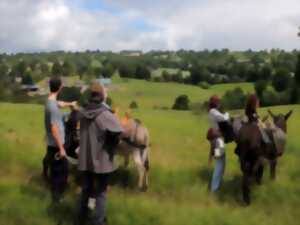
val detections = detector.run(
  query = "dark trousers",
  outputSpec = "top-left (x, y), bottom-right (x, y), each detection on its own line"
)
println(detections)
top-left (78, 172), bottom-right (110, 225)
top-left (43, 146), bottom-right (69, 202)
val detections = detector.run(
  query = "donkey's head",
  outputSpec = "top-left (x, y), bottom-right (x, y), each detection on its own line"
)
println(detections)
top-left (268, 110), bottom-right (293, 133)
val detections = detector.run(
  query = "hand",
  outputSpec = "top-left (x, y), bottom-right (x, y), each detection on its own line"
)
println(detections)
top-left (70, 101), bottom-right (78, 110)
top-left (59, 148), bottom-right (66, 158)
top-left (71, 101), bottom-right (77, 107)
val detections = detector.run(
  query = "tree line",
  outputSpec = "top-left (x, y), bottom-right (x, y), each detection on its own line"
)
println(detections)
top-left (0, 49), bottom-right (299, 106)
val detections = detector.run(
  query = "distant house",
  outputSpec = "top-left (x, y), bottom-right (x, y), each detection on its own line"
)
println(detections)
top-left (21, 84), bottom-right (39, 92)
top-left (120, 50), bottom-right (143, 57)
top-left (96, 78), bottom-right (112, 87)
top-left (15, 76), bottom-right (22, 83)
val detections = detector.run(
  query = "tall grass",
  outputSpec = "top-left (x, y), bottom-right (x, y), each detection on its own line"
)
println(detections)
top-left (0, 83), bottom-right (299, 225)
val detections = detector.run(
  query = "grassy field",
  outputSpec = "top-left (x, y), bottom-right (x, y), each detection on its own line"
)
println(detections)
top-left (110, 76), bottom-right (254, 110)
top-left (0, 79), bottom-right (299, 225)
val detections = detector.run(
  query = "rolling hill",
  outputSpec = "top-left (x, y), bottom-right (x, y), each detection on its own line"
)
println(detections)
top-left (0, 79), bottom-right (299, 225)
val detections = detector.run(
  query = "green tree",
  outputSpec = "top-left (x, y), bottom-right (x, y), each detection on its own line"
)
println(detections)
top-left (62, 60), bottom-right (75, 76)
top-left (172, 71), bottom-right (184, 83)
top-left (135, 65), bottom-right (151, 80)
top-left (250, 54), bottom-right (264, 66)
top-left (0, 63), bottom-right (9, 77)
top-left (93, 67), bottom-right (102, 77)
top-left (172, 95), bottom-right (190, 110)
top-left (246, 67), bottom-right (260, 82)
top-left (16, 60), bottom-right (27, 76)
top-left (260, 65), bottom-right (273, 80)
top-left (295, 54), bottom-right (300, 85)
top-left (222, 88), bottom-right (247, 110)
top-left (101, 64), bottom-right (114, 78)
top-left (22, 71), bottom-right (34, 85)
top-left (189, 66), bottom-right (209, 85)
top-left (272, 68), bottom-right (291, 92)
top-left (29, 59), bottom-right (39, 71)
top-left (40, 63), bottom-right (50, 76)
top-left (77, 63), bottom-right (88, 79)
top-left (52, 61), bottom-right (63, 76)
top-left (254, 80), bottom-right (267, 98)
top-left (119, 64), bottom-right (134, 78)
top-left (290, 85), bottom-right (299, 104)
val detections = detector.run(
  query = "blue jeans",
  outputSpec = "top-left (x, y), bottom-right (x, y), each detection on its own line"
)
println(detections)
top-left (211, 154), bottom-right (226, 192)
top-left (78, 172), bottom-right (110, 225)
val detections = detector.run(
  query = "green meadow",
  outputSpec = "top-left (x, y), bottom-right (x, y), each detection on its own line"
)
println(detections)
top-left (0, 79), bottom-right (299, 225)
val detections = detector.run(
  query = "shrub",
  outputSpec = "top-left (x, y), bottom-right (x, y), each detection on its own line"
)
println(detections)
top-left (198, 81), bottom-right (211, 89)
top-left (153, 76), bottom-right (163, 82)
top-left (272, 68), bottom-right (291, 92)
top-left (222, 88), bottom-right (248, 110)
top-left (129, 101), bottom-right (138, 109)
top-left (290, 85), bottom-right (299, 104)
top-left (22, 71), bottom-right (34, 85)
top-left (172, 95), bottom-right (190, 110)
top-left (135, 65), bottom-right (151, 80)
top-left (254, 80), bottom-right (267, 97)
top-left (261, 90), bottom-right (281, 106)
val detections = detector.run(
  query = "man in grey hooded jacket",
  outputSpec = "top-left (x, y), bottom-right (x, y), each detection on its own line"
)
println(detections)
top-left (77, 82), bottom-right (123, 225)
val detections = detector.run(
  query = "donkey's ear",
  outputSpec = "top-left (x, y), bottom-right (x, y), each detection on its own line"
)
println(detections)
top-left (268, 110), bottom-right (275, 118)
top-left (285, 110), bottom-right (293, 120)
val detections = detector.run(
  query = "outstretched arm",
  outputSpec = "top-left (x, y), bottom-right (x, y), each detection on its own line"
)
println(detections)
top-left (57, 101), bottom-right (77, 109)
top-left (210, 109), bottom-right (229, 122)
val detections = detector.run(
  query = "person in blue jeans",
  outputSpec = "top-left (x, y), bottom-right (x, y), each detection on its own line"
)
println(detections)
top-left (208, 134), bottom-right (226, 192)
top-left (77, 82), bottom-right (123, 225)
top-left (207, 95), bottom-right (229, 192)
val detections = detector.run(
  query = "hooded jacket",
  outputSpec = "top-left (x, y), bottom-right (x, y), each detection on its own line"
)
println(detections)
top-left (78, 103), bottom-right (123, 174)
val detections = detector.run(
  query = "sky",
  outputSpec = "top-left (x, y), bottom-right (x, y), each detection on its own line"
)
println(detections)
top-left (0, 0), bottom-right (299, 53)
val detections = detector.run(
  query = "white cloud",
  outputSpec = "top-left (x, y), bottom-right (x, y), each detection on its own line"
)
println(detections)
top-left (0, 0), bottom-right (299, 52)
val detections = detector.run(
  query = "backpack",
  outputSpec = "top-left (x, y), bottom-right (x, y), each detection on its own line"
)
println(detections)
top-left (218, 121), bottom-right (235, 143)
top-left (93, 107), bottom-right (122, 161)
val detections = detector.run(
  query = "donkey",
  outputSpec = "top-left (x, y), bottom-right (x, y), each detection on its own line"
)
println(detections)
top-left (233, 110), bottom-right (292, 205)
top-left (265, 110), bottom-right (292, 180)
top-left (116, 118), bottom-right (150, 191)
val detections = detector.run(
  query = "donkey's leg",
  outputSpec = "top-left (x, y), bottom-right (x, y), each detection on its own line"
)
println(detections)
top-left (255, 161), bottom-right (264, 185)
top-left (123, 153), bottom-right (130, 168)
top-left (142, 149), bottom-right (149, 190)
top-left (242, 172), bottom-right (251, 205)
top-left (270, 159), bottom-right (277, 180)
top-left (132, 150), bottom-right (145, 190)
top-left (241, 160), bottom-right (252, 205)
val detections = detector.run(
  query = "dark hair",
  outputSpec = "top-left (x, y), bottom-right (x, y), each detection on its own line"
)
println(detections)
top-left (88, 82), bottom-right (105, 104)
top-left (49, 77), bottom-right (62, 93)
top-left (245, 94), bottom-right (259, 120)
top-left (208, 95), bottom-right (221, 110)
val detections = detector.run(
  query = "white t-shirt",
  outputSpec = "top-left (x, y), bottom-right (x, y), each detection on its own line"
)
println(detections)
top-left (208, 108), bottom-right (230, 130)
